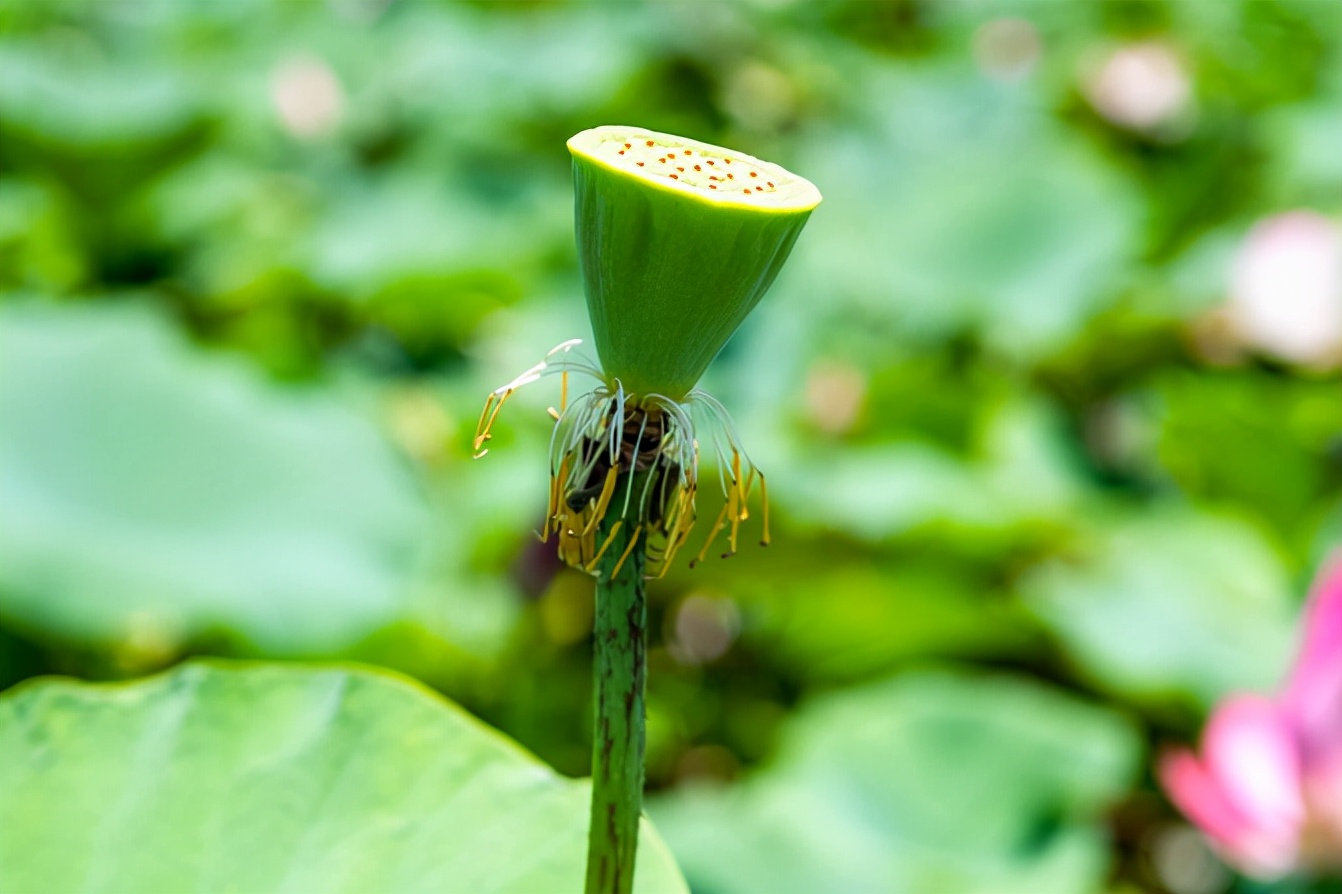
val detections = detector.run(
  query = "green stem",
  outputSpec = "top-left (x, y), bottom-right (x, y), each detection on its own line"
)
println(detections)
top-left (585, 513), bottom-right (648, 894)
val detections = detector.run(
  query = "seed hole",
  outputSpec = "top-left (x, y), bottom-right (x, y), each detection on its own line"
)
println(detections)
top-left (694, 165), bottom-right (701, 171)
top-left (749, 172), bottom-right (758, 178)
top-left (645, 140), bottom-right (654, 146)
top-left (669, 174), bottom-right (678, 179)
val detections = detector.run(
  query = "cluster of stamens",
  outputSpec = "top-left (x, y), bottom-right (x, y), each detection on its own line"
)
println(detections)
top-left (597, 137), bottom-right (781, 198)
top-left (473, 341), bottom-right (769, 579)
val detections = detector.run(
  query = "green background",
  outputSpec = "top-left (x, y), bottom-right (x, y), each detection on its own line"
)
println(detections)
top-left (1, 1), bottom-right (1339, 893)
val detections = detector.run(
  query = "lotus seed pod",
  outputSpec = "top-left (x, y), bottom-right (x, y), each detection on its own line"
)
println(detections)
top-left (568, 125), bottom-right (821, 400)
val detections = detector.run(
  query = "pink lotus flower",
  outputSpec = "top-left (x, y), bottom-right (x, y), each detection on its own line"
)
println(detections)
top-left (1161, 555), bottom-right (1342, 877)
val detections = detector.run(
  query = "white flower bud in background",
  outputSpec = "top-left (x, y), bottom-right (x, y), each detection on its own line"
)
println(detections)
top-left (1085, 41), bottom-right (1192, 134)
top-left (271, 54), bottom-right (345, 140)
top-left (1228, 211), bottom-right (1342, 368)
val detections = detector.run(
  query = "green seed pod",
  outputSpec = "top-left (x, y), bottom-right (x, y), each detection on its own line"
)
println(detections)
top-left (568, 125), bottom-right (821, 400)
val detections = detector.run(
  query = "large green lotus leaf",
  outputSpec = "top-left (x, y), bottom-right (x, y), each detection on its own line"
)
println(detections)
top-left (372, 3), bottom-right (643, 127)
top-left (755, 563), bottom-right (1037, 683)
top-left (0, 178), bottom-right (86, 293)
top-left (1263, 81), bottom-right (1342, 207)
top-left (1155, 373), bottom-right (1342, 547)
top-left (764, 397), bottom-right (1084, 542)
top-left (662, 540), bottom-right (1038, 684)
top-left (0, 302), bottom-right (429, 655)
top-left (298, 171), bottom-right (563, 298)
top-left (1021, 509), bottom-right (1298, 707)
top-left (0, 661), bottom-right (686, 894)
top-left (0, 46), bottom-right (202, 151)
top-left (786, 63), bottom-right (1139, 359)
top-left (651, 671), bottom-right (1139, 894)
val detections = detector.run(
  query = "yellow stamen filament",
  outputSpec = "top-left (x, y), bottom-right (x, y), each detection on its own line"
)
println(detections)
top-left (656, 487), bottom-right (698, 577)
top-left (585, 520), bottom-right (624, 573)
top-left (738, 468), bottom-right (756, 520)
top-left (759, 474), bottom-right (771, 546)
top-left (474, 393), bottom-right (496, 443)
top-left (583, 467), bottom-right (621, 537)
top-left (581, 525), bottom-right (594, 562)
top-left (692, 500), bottom-right (732, 568)
top-left (472, 387), bottom-right (518, 457)
top-left (725, 491), bottom-right (740, 557)
top-left (472, 392), bottom-right (499, 457)
top-left (561, 527), bottom-right (584, 567)
top-left (611, 525), bottom-right (643, 578)
top-left (474, 349), bottom-right (772, 577)
top-left (725, 452), bottom-right (743, 556)
top-left (544, 456), bottom-right (572, 543)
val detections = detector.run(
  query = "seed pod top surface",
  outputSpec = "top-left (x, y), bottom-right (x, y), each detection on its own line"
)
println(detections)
top-left (569, 125), bottom-right (821, 400)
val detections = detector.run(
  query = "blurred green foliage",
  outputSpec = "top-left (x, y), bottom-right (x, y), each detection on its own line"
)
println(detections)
top-left (0, 1), bottom-right (1339, 892)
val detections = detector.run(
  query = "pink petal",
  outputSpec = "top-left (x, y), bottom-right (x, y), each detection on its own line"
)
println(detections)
top-left (1162, 748), bottom-right (1258, 847)
top-left (1160, 748), bottom-right (1299, 876)
top-left (1283, 554), bottom-right (1342, 761)
top-left (1202, 696), bottom-right (1305, 835)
